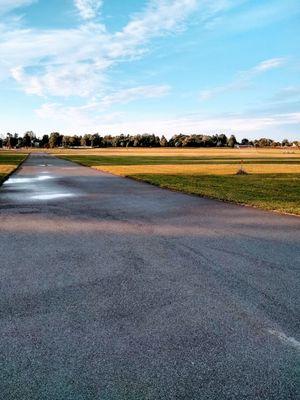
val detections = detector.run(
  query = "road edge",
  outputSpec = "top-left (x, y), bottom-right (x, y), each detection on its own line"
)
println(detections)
top-left (0, 153), bottom-right (30, 187)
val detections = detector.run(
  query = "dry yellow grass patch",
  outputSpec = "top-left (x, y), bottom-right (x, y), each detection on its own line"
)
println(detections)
top-left (0, 165), bottom-right (17, 174)
top-left (92, 163), bottom-right (300, 176)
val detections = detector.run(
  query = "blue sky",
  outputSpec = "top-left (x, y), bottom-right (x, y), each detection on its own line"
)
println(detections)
top-left (0, 0), bottom-right (299, 140)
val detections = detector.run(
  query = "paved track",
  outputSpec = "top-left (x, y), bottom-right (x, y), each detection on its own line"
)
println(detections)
top-left (0, 153), bottom-right (299, 399)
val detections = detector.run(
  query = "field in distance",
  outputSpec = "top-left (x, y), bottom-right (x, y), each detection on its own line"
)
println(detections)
top-left (57, 147), bottom-right (300, 215)
top-left (0, 150), bottom-right (27, 184)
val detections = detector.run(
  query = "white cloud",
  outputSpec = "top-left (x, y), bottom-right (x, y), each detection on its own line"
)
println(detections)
top-left (246, 58), bottom-right (286, 74)
top-left (101, 85), bottom-right (171, 107)
top-left (34, 101), bottom-right (300, 140)
top-left (199, 58), bottom-right (286, 100)
top-left (74, 0), bottom-right (103, 20)
top-left (0, 0), bottom-right (35, 15)
top-left (116, 0), bottom-right (198, 43)
top-left (11, 62), bottom-right (108, 97)
top-left (1, 1), bottom-right (199, 99)
top-left (35, 84), bottom-right (170, 124)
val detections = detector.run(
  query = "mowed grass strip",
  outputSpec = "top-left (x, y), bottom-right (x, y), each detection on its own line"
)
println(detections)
top-left (92, 163), bottom-right (300, 175)
top-left (131, 173), bottom-right (300, 215)
top-left (61, 155), bottom-right (300, 166)
top-left (53, 147), bottom-right (300, 158)
top-left (0, 153), bottom-right (27, 165)
top-left (0, 151), bottom-right (27, 185)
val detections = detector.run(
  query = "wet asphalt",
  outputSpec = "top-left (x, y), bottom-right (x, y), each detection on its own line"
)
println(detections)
top-left (0, 153), bottom-right (299, 400)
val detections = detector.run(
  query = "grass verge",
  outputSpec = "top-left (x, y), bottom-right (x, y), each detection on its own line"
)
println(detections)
top-left (58, 153), bottom-right (300, 216)
top-left (60, 155), bottom-right (300, 166)
top-left (131, 173), bottom-right (300, 215)
top-left (0, 152), bottom-right (28, 185)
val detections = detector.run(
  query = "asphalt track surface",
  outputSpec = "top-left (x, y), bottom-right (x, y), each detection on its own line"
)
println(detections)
top-left (0, 153), bottom-right (299, 400)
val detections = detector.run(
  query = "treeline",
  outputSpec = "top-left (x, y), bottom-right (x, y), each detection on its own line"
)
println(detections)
top-left (0, 131), bottom-right (298, 149)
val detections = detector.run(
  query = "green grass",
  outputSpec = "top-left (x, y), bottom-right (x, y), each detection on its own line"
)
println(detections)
top-left (0, 152), bottom-right (27, 185)
top-left (0, 153), bottom-right (27, 165)
top-left (131, 173), bottom-right (300, 215)
top-left (61, 155), bottom-right (300, 166)
top-left (59, 153), bottom-right (300, 215)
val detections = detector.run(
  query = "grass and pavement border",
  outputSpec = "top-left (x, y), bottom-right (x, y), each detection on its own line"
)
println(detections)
top-left (57, 153), bottom-right (300, 216)
top-left (0, 152), bottom-right (29, 186)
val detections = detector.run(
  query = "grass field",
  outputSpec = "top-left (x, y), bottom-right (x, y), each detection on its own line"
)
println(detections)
top-left (59, 148), bottom-right (300, 215)
top-left (0, 151), bottom-right (27, 185)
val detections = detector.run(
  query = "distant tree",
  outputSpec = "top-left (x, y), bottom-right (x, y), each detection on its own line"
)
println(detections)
top-left (103, 135), bottom-right (113, 147)
top-left (4, 133), bottom-right (18, 148)
top-left (281, 139), bottom-right (290, 147)
top-left (91, 134), bottom-right (103, 147)
top-left (17, 136), bottom-right (24, 148)
top-left (182, 135), bottom-right (200, 147)
top-left (160, 135), bottom-right (168, 147)
top-left (62, 136), bottom-right (71, 148)
top-left (169, 134), bottom-right (187, 147)
top-left (68, 135), bottom-right (80, 147)
top-left (49, 132), bottom-right (62, 148)
top-left (255, 138), bottom-right (274, 147)
top-left (216, 134), bottom-right (228, 147)
top-left (81, 134), bottom-right (92, 147)
top-left (41, 134), bottom-right (49, 148)
top-left (227, 134), bottom-right (237, 148)
top-left (202, 135), bottom-right (214, 147)
top-left (133, 135), bottom-right (141, 147)
top-left (241, 138), bottom-right (249, 145)
top-left (23, 131), bottom-right (35, 147)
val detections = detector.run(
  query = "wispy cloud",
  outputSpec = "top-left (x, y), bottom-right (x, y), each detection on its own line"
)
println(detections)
top-left (74, 0), bottom-right (103, 20)
top-left (35, 101), bottom-right (300, 140)
top-left (100, 85), bottom-right (171, 107)
top-left (271, 86), bottom-right (300, 101)
top-left (0, 0), bottom-right (36, 15)
top-left (204, 0), bottom-right (300, 33)
top-left (36, 84), bottom-right (171, 124)
top-left (199, 58), bottom-right (286, 100)
top-left (1, 0), bottom-right (199, 100)
top-left (11, 62), bottom-right (108, 97)
top-left (2, 0), bottom-right (260, 104)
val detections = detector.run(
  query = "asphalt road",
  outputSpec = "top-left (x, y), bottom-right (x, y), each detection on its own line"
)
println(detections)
top-left (0, 153), bottom-right (299, 400)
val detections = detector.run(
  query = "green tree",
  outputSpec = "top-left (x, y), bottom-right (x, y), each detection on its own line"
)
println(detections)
top-left (160, 135), bottom-right (168, 147)
top-left (49, 132), bottom-right (62, 148)
top-left (281, 139), bottom-right (290, 147)
top-left (227, 135), bottom-right (237, 148)
top-left (41, 134), bottom-right (49, 148)
top-left (23, 131), bottom-right (35, 147)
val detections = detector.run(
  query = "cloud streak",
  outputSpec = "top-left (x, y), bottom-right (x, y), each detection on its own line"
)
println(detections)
top-left (199, 58), bottom-right (286, 100)
top-left (100, 85), bottom-right (171, 107)
top-left (0, 0), bottom-right (35, 15)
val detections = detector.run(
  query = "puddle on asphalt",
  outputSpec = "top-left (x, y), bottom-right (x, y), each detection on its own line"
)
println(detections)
top-left (2, 170), bottom-right (79, 202)
top-left (30, 193), bottom-right (75, 200)
top-left (4, 175), bottom-right (54, 184)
